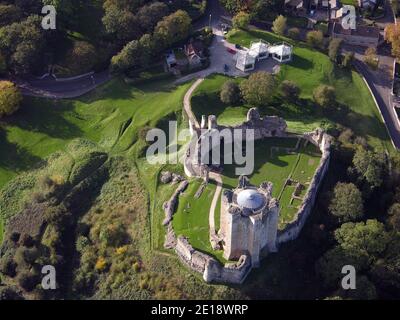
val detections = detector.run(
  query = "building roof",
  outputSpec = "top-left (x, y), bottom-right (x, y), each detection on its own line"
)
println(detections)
top-left (329, 0), bottom-right (339, 8)
top-left (236, 51), bottom-right (256, 67)
top-left (269, 43), bottom-right (293, 57)
top-left (333, 22), bottom-right (380, 39)
top-left (249, 40), bottom-right (270, 57)
top-left (237, 189), bottom-right (266, 211)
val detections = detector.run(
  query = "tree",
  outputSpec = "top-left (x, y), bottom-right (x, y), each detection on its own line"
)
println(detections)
top-left (342, 51), bottom-right (354, 68)
top-left (313, 84), bottom-right (336, 108)
top-left (220, 80), bottom-right (241, 105)
top-left (110, 40), bottom-right (142, 73)
top-left (232, 11), bottom-right (251, 29)
top-left (329, 182), bottom-right (364, 222)
top-left (352, 147), bottom-right (386, 189)
top-left (0, 15), bottom-right (47, 74)
top-left (334, 220), bottom-right (390, 265)
top-left (0, 81), bottom-right (22, 118)
top-left (154, 10), bottom-right (192, 47)
top-left (328, 38), bottom-right (342, 63)
top-left (137, 2), bottom-right (169, 34)
top-left (364, 47), bottom-right (379, 70)
top-left (287, 27), bottom-right (300, 40)
top-left (240, 71), bottom-right (276, 107)
top-left (387, 203), bottom-right (400, 231)
top-left (102, 6), bottom-right (141, 42)
top-left (272, 15), bottom-right (287, 35)
top-left (306, 30), bottom-right (324, 49)
top-left (280, 80), bottom-right (300, 101)
top-left (63, 41), bottom-right (97, 75)
top-left (385, 23), bottom-right (400, 60)
top-left (0, 52), bottom-right (6, 74)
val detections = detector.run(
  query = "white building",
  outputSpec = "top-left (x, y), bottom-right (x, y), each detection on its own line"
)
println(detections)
top-left (236, 51), bottom-right (257, 72)
top-left (249, 40), bottom-right (270, 61)
top-left (269, 43), bottom-right (293, 63)
top-left (235, 40), bottom-right (293, 72)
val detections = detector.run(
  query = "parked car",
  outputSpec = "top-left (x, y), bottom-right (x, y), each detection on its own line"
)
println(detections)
top-left (235, 44), bottom-right (241, 49)
top-left (227, 48), bottom-right (236, 54)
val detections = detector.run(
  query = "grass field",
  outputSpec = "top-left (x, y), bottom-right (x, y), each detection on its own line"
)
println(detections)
top-left (222, 138), bottom-right (321, 228)
top-left (223, 29), bottom-right (393, 151)
top-left (0, 79), bottom-right (192, 189)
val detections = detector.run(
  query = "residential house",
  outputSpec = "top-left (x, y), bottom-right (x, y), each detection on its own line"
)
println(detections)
top-left (184, 40), bottom-right (205, 69)
top-left (236, 51), bottom-right (256, 72)
top-left (331, 22), bottom-right (381, 47)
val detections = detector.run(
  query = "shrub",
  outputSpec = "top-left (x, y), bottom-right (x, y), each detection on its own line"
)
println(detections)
top-left (0, 81), bottom-right (22, 118)
top-left (313, 84), bottom-right (336, 108)
top-left (342, 52), bottom-right (354, 68)
top-left (232, 11), bottom-right (251, 29)
top-left (240, 71), bottom-right (276, 107)
top-left (280, 80), bottom-right (301, 101)
top-left (364, 47), bottom-right (379, 70)
top-left (287, 27), bottom-right (300, 40)
top-left (220, 80), bottom-right (241, 105)
top-left (95, 256), bottom-right (107, 272)
top-left (0, 257), bottom-right (17, 277)
top-left (329, 182), bottom-right (364, 222)
top-left (328, 38), bottom-right (343, 63)
top-left (306, 30), bottom-right (324, 49)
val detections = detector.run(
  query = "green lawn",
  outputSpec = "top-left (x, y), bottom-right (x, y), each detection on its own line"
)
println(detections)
top-left (172, 179), bottom-right (227, 261)
top-left (225, 29), bottom-right (393, 151)
top-left (222, 138), bottom-right (321, 228)
top-left (0, 79), bottom-right (192, 189)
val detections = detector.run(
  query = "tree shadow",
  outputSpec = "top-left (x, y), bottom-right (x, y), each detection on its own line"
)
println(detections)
top-left (0, 127), bottom-right (43, 172)
top-left (7, 98), bottom-right (83, 140)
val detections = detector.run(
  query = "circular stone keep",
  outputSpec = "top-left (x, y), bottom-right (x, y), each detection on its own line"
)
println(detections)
top-left (236, 189), bottom-right (266, 211)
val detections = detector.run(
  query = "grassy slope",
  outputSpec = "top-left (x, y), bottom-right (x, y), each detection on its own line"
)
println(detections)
top-left (224, 29), bottom-right (392, 151)
top-left (0, 79), bottom-right (192, 241)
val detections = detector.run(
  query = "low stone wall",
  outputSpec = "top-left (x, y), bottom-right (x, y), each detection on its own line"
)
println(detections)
top-left (174, 236), bottom-right (252, 284)
top-left (162, 180), bottom-right (189, 226)
top-left (277, 130), bottom-right (331, 245)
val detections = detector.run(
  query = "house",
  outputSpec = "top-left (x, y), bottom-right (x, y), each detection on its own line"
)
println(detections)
top-left (184, 40), bottom-right (205, 69)
top-left (269, 43), bottom-right (293, 63)
top-left (235, 41), bottom-right (293, 72)
top-left (331, 6), bottom-right (343, 21)
top-left (331, 22), bottom-right (381, 47)
top-left (392, 61), bottom-right (400, 107)
top-left (284, 0), bottom-right (310, 15)
top-left (236, 51), bottom-right (256, 72)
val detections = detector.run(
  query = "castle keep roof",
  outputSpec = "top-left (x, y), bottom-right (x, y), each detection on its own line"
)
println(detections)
top-left (237, 189), bottom-right (266, 211)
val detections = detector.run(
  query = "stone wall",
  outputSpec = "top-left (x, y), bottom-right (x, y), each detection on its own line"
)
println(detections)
top-left (174, 236), bottom-right (252, 284)
top-left (277, 129), bottom-right (331, 245)
top-left (162, 180), bottom-right (189, 226)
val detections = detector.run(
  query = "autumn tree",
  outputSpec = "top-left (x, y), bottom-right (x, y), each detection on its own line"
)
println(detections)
top-left (0, 81), bottom-right (22, 118)
top-left (313, 84), bottom-right (336, 108)
top-left (385, 23), bottom-right (400, 60)
top-left (364, 47), bottom-right (379, 70)
top-left (272, 15), bottom-right (287, 35)
top-left (306, 30), bottom-right (324, 49)
top-left (154, 10), bottom-right (191, 47)
top-left (328, 38), bottom-right (343, 63)
top-left (232, 11), bottom-right (251, 29)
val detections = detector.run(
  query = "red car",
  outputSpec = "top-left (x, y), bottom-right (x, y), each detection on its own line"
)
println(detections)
top-left (227, 48), bottom-right (236, 54)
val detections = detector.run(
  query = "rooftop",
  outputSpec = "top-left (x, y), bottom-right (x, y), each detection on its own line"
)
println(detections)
top-left (236, 189), bottom-right (266, 211)
top-left (332, 22), bottom-right (380, 39)
top-left (269, 43), bottom-right (293, 57)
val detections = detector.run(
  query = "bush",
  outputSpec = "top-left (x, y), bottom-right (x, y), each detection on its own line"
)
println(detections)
top-left (313, 84), bottom-right (336, 108)
top-left (306, 30), bottom-right (324, 49)
top-left (328, 38), bottom-right (343, 63)
top-left (329, 182), bottom-right (364, 222)
top-left (0, 81), bottom-right (22, 118)
top-left (287, 27), bottom-right (300, 40)
top-left (364, 47), bottom-right (379, 70)
top-left (220, 80), bottom-right (241, 104)
top-left (280, 80), bottom-right (301, 101)
top-left (342, 52), bottom-right (354, 68)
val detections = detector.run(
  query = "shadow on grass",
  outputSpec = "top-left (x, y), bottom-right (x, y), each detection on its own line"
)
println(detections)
top-left (0, 127), bottom-right (43, 172)
top-left (7, 98), bottom-right (83, 140)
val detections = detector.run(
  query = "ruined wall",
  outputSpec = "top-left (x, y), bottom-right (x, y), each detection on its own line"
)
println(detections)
top-left (277, 130), bottom-right (331, 245)
top-left (174, 236), bottom-right (252, 284)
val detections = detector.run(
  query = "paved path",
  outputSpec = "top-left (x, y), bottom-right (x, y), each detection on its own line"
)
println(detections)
top-left (209, 172), bottom-right (223, 240)
top-left (10, 71), bottom-right (112, 99)
top-left (183, 78), bottom-right (204, 128)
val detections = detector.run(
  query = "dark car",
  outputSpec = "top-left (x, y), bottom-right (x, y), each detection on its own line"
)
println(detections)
top-left (235, 44), bottom-right (241, 49)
